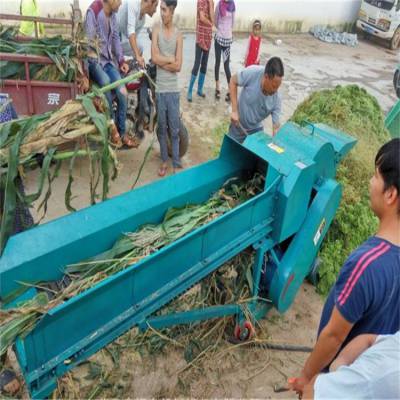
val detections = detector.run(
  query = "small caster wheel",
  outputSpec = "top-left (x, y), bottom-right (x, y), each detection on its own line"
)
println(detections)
top-left (234, 321), bottom-right (255, 341)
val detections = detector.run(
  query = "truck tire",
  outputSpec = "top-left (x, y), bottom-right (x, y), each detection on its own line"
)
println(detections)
top-left (394, 68), bottom-right (400, 99)
top-left (167, 120), bottom-right (189, 158)
top-left (390, 26), bottom-right (400, 50)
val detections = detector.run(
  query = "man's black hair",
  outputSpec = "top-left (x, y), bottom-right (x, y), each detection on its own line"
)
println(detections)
top-left (164, 0), bottom-right (177, 9)
top-left (375, 139), bottom-right (400, 209)
top-left (253, 19), bottom-right (261, 28)
top-left (264, 57), bottom-right (284, 79)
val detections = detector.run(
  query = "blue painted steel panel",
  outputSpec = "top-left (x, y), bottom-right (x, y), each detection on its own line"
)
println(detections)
top-left (0, 123), bottom-right (357, 398)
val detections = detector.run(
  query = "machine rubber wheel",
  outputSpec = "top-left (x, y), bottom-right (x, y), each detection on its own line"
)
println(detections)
top-left (307, 258), bottom-right (321, 287)
top-left (167, 120), bottom-right (189, 158)
top-left (390, 26), bottom-right (400, 50)
top-left (234, 321), bottom-right (255, 341)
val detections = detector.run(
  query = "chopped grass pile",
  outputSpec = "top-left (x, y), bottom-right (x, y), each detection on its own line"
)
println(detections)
top-left (291, 84), bottom-right (390, 295)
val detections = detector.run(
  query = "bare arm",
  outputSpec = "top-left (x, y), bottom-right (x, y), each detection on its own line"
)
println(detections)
top-left (303, 307), bottom-right (353, 379)
top-left (271, 94), bottom-right (281, 136)
top-left (330, 334), bottom-right (377, 372)
top-left (290, 306), bottom-right (353, 394)
top-left (199, 10), bottom-right (213, 26)
top-left (229, 74), bottom-right (239, 114)
top-left (209, 0), bottom-right (215, 25)
top-left (127, 3), bottom-right (145, 66)
top-left (272, 123), bottom-right (280, 135)
top-left (129, 33), bottom-right (142, 60)
top-left (151, 27), bottom-right (176, 67)
top-left (229, 74), bottom-right (240, 125)
top-left (162, 32), bottom-right (183, 73)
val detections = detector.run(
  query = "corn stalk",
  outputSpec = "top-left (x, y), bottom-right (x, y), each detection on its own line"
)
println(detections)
top-left (0, 174), bottom-right (264, 357)
top-left (0, 71), bottom-right (144, 254)
top-left (0, 25), bottom-right (89, 82)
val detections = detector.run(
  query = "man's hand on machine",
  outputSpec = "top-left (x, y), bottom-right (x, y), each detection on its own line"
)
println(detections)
top-left (272, 123), bottom-right (280, 136)
top-left (230, 111), bottom-right (240, 126)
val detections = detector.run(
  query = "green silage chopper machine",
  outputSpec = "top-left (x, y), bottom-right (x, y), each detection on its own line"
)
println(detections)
top-left (0, 122), bottom-right (356, 398)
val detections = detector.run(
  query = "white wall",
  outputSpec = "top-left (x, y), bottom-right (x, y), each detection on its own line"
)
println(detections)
top-left (1, 0), bottom-right (363, 32)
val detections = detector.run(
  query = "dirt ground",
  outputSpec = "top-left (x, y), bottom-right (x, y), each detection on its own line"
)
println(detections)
top-left (16, 33), bottom-right (398, 398)
top-left (38, 281), bottom-right (321, 400)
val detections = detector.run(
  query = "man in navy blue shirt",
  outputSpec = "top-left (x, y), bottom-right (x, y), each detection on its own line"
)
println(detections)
top-left (290, 138), bottom-right (400, 396)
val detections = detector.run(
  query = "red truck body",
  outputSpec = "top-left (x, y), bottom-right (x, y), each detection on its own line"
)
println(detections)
top-left (0, 13), bottom-right (79, 115)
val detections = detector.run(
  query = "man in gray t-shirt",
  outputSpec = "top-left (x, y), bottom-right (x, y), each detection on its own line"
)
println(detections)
top-left (228, 57), bottom-right (284, 143)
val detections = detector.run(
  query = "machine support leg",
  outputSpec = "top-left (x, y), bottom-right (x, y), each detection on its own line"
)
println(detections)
top-left (138, 304), bottom-right (241, 331)
top-left (252, 247), bottom-right (265, 298)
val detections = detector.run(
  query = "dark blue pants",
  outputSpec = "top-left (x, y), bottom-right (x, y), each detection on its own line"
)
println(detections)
top-left (156, 92), bottom-right (181, 168)
top-left (88, 60), bottom-right (128, 136)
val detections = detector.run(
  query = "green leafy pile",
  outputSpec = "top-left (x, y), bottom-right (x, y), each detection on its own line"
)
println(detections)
top-left (0, 72), bottom-right (143, 254)
top-left (291, 85), bottom-right (390, 295)
top-left (0, 25), bottom-right (89, 82)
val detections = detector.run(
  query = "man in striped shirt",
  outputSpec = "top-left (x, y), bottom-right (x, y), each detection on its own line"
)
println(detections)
top-left (290, 138), bottom-right (400, 396)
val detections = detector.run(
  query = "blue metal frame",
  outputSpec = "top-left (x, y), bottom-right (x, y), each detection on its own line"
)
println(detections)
top-left (0, 122), bottom-right (356, 398)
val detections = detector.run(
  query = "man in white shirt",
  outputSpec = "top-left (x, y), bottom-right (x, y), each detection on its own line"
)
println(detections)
top-left (299, 331), bottom-right (400, 399)
top-left (118, 0), bottom-right (159, 67)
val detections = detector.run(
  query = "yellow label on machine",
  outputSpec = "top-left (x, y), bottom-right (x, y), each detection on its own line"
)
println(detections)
top-left (268, 143), bottom-right (285, 154)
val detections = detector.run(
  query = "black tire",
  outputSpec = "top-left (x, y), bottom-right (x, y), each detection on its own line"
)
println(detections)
top-left (394, 69), bottom-right (400, 99)
top-left (167, 120), bottom-right (189, 158)
top-left (126, 112), bottom-right (146, 144)
top-left (390, 26), bottom-right (400, 50)
top-left (307, 258), bottom-right (321, 287)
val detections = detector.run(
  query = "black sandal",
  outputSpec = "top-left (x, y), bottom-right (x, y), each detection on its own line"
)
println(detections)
top-left (225, 93), bottom-right (231, 102)
top-left (215, 89), bottom-right (221, 100)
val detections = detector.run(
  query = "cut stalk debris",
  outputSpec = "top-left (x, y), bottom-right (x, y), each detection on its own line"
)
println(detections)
top-left (0, 71), bottom-right (144, 254)
top-left (0, 173), bottom-right (264, 357)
